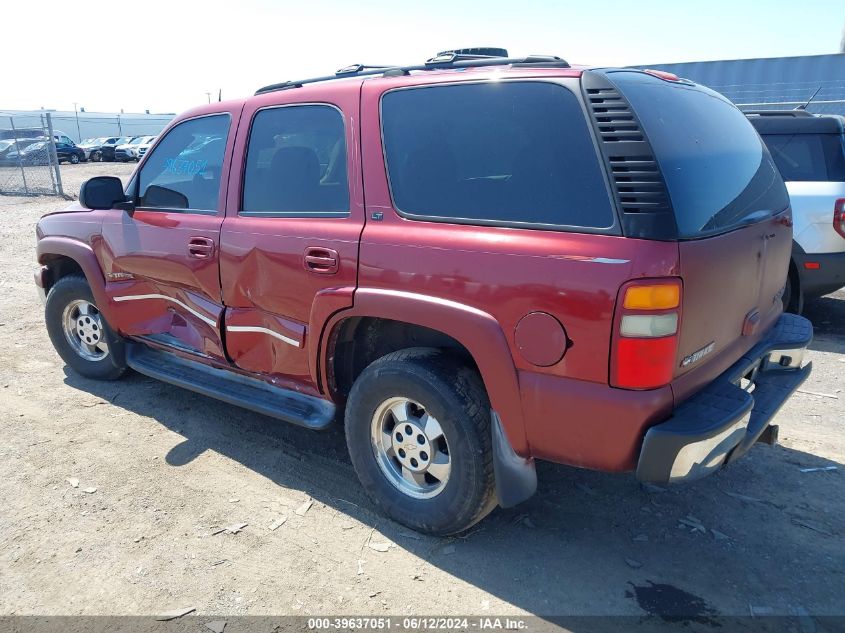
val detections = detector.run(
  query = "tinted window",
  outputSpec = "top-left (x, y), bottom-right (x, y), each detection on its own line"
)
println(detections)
top-left (612, 72), bottom-right (789, 238)
top-left (381, 82), bottom-right (615, 230)
top-left (761, 133), bottom-right (845, 182)
top-left (242, 105), bottom-right (349, 217)
top-left (138, 114), bottom-right (229, 212)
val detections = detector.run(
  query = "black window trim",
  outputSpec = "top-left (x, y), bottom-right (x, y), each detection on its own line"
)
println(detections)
top-left (238, 102), bottom-right (351, 220)
top-left (133, 112), bottom-right (232, 216)
top-left (378, 78), bottom-right (621, 236)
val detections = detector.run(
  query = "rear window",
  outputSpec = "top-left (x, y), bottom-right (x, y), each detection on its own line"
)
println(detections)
top-left (611, 72), bottom-right (789, 238)
top-left (381, 82), bottom-right (615, 231)
top-left (760, 133), bottom-right (845, 182)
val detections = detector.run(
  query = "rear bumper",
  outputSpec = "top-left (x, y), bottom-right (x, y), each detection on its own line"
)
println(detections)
top-left (637, 313), bottom-right (812, 483)
top-left (794, 250), bottom-right (845, 299)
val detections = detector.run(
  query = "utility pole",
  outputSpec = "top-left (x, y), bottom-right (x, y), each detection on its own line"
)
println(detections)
top-left (72, 102), bottom-right (82, 142)
top-left (205, 92), bottom-right (211, 104)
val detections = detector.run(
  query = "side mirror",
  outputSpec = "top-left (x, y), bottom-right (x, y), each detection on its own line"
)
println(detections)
top-left (79, 176), bottom-right (133, 212)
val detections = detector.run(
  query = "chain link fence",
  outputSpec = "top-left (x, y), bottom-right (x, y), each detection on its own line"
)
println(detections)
top-left (0, 113), bottom-right (63, 197)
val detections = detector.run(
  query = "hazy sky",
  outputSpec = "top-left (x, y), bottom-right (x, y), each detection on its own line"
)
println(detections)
top-left (2, 0), bottom-right (842, 114)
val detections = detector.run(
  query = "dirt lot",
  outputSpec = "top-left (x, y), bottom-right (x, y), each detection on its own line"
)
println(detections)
top-left (1, 162), bottom-right (843, 624)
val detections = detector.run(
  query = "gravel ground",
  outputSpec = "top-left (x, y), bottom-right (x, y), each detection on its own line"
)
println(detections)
top-left (1, 162), bottom-right (843, 624)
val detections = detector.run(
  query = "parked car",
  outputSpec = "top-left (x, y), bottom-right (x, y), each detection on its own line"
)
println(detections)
top-left (54, 140), bottom-right (87, 164)
top-left (0, 138), bottom-right (40, 165)
top-left (747, 110), bottom-right (845, 312)
top-left (135, 136), bottom-right (157, 161)
top-left (99, 136), bottom-right (134, 162)
top-left (34, 53), bottom-right (812, 536)
top-left (115, 136), bottom-right (155, 161)
top-left (15, 140), bottom-right (86, 165)
top-left (1, 140), bottom-right (46, 165)
top-left (79, 137), bottom-right (119, 162)
top-left (0, 128), bottom-right (74, 145)
top-left (0, 139), bottom-right (15, 160)
top-left (0, 128), bottom-right (44, 141)
top-left (114, 136), bottom-right (147, 163)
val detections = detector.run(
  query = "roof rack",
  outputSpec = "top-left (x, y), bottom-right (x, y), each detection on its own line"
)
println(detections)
top-left (254, 54), bottom-right (570, 95)
top-left (743, 109), bottom-right (816, 118)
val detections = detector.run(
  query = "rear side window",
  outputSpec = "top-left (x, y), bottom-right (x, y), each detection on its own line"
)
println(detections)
top-left (760, 133), bottom-right (845, 182)
top-left (138, 114), bottom-right (230, 212)
top-left (241, 105), bottom-right (349, 217)
top-left (381, 82), bottom-right (615, 230)
top-left (611, 72), bottom-right (789, 238)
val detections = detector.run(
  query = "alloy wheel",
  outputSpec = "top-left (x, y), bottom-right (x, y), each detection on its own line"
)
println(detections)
top-left (61, 299), bottom-right (109, 361)
top-left (370, 397), bottom-right (451, 499)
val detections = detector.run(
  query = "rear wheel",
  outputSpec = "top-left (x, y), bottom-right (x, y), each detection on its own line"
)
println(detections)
top-left (45, 274), bottom-right (127, 380)
top-left (345, 348), bottom-right (496, 535)
top-left (783, 263), bottom-right (802, 314)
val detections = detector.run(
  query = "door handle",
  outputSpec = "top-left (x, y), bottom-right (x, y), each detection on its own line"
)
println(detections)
top-left (303, 247), bottom-right (339, 274)
top-left (188, 236), bottom-right (215, 259)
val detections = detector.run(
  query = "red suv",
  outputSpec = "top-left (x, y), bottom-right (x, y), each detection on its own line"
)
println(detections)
top-left (34, 52), bottom-right (813, 535)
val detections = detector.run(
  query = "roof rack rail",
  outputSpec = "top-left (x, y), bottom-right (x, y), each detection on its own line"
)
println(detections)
top-left (742, 110), bottom-right (816, 118)
top-left (254, 54), bottom-right (570, 96)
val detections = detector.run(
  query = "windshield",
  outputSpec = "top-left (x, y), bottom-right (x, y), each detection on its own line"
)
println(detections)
top-left (611, 71), bottom-right (789, 238)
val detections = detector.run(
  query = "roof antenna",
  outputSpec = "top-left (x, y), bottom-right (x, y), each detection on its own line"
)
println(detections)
top-left (795, 85), bottom-right (822, 111)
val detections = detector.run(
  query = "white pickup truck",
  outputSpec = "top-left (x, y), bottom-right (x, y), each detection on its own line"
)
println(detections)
top-left (748, 111), bottom-right (845, 313)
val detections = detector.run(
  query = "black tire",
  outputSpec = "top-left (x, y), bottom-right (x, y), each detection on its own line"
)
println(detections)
top-left (69, 154), bottom-right (80, 164)
top-left (45, 274), bottom-right (127, 380)
top-left (91, 150), bottom-right (101, 162)
top-left (783, 264), bottom-right (803, 314)
top-left (345, 348), bottom-right (496, 535)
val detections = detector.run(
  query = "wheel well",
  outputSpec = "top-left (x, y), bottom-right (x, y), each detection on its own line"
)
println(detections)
top-left (41, 255), bottom-right (84, 292)
top-left (330, 317), bottom-right (477, 400)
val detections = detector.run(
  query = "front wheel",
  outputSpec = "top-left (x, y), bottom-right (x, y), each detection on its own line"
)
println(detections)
top-left (69, 154), bottom-right (80, 164)
top-left (45, 274), bottom-right (127, 380)
top-left (345, 348), bottom-right (496, 535)
top-left (91, 150), bottom-right (101, 162)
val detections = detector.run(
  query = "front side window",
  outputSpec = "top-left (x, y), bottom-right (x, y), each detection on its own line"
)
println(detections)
top-left (381, 81), bottom-right (615, 230)
top-left (137, 114), bottom-right (230, 212)
top-left (241, 105), bottom-right (349, 217)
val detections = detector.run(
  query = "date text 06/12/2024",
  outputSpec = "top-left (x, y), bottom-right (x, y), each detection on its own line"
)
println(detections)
top-left (307, 617), bottom-right (529, 630)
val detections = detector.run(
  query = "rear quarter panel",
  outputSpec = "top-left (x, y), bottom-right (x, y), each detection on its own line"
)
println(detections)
top-left (359, 70), bottom-right (681, 461)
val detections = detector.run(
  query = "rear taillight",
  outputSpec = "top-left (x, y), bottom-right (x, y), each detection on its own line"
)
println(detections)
top-left (834, 198), bottom-right (845, 239)
top-left (611, 279), bottom-right (682, 390)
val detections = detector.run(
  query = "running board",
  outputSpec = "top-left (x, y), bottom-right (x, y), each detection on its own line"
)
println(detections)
top-left (125, 343), bottom-right (335, 430)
